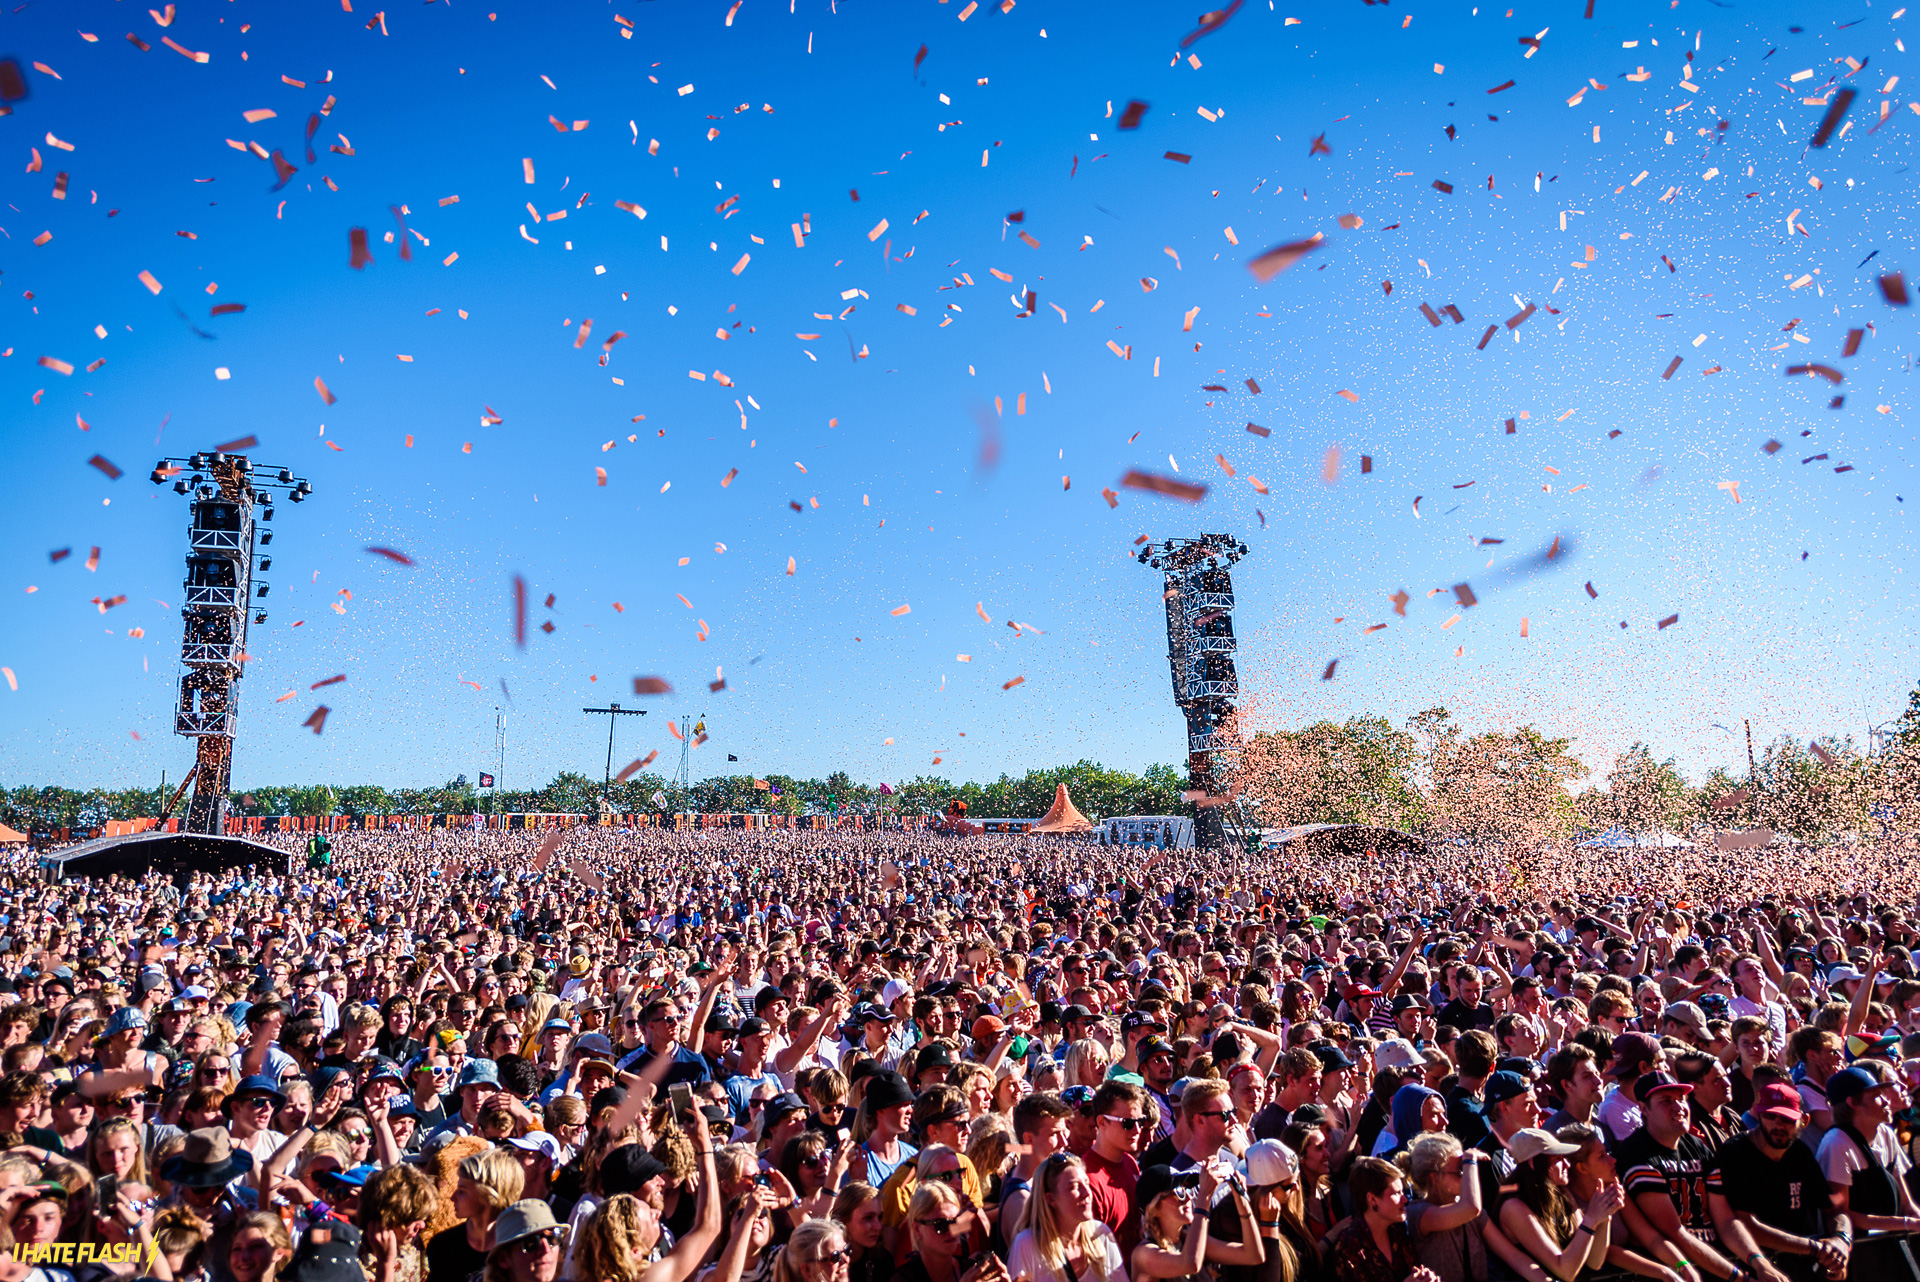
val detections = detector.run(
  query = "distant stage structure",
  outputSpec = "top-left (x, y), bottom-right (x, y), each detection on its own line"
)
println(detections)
top-left (150, 450), bottom-right (313, 835)
top-left (1137, 532), bottom-right (1249, 851)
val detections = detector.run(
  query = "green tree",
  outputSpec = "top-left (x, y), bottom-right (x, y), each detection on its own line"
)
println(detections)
top-left (1597, 743), bottom-right (1691, 835)
top-left (1427, 725), bottom-right (1587, 845)
top-left (1238, 716), bottom-right (1425, 830)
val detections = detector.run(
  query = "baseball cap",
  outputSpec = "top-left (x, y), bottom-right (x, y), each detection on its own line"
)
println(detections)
top-left (1311, 1044), bottom-right (1355, 1073)
top-left (1135, 1035), bottom-right (1176, 1062)
top-left (1483, 1070), bottom-right (1533, 1106)
top-left (1663, 1001), bottom-right (1709, 1032)
top-left (505, 1132), bottom-right (565, 1163)
top-left (1753, 1082), bottom-right (1803, 1122)
top-left (1388, 994), bottom-right (1430, 1015)
top-left (1825, 1065), bottom-right (1895, 1107)
top-left (1506, 1128), bottom-right (1582, 1165)
top-left (1135, 1165), bottom-right (1201, 1206)
top-left (1609, 1032), bottom-right (1661, 1079)
top-left (1633, 1071), bottom-right (1693, 1101)
top-left (1243, 1139), bottom-right (1299, 1187)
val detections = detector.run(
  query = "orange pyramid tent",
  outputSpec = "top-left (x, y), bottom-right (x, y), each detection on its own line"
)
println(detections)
top-left (1033, 783), bottom-right (1093, 833)
top-left (0, 824), bottom-right (26, 846)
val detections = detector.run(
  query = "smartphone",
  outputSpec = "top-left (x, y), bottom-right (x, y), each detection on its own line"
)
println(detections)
top-left (669, 1083), bottom-right (695, 1127)
top-left (754, 1173), bottom-right (771, 1188)
top-left (95, 1175), bottom-right (117, 1217)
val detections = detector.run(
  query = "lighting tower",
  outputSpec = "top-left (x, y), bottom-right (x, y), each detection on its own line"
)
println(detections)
top-left (150, 451), bottom-right (313, 834)
top-left (1137, 533), bottom-right (1250, 850)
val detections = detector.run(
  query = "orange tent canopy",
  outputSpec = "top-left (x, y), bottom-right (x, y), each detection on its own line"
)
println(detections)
top-left (1033, 783), bottom-right (1093, 833)
top-left (0, 823), bottom-right (26, 845)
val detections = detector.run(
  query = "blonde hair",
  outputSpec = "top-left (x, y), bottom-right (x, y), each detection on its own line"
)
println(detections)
top-left (424, 1136), bottom-right (492, 1238)
top-left (361, 1163), bottom-right (440, 1233)
top-left (87, 1117), bottom-right (149, 1185)
top-left (457, 1147), bottom-right (526, 1213)
top-left (771, 1219), bottom-right (848, 1282)
top-left (228, 1211), bottom-right (292, 1275)
top-left (965, 1114), bottom-right (1013, 1182)
top-left (1399, 1132), bottom-right (1461, 1198)
top-left (1061, 1040), bottom-right (1109, 1088)
top-left (907, 1181), bottom-right (962, 1247)
top-left (1017, 1154), bottom-right (1106, 1282)
top-left (571, 1194), bottom-right (653, 1282)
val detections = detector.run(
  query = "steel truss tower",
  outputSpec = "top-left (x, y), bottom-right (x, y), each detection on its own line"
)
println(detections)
top-left (1137, 532), bottom-right (1250, 850)
top-left (149, 451), bottom-right (313, 834)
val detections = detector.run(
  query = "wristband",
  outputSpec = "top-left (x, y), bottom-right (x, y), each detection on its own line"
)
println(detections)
top-left (1575, 1224), bottom-right (1594, 1237)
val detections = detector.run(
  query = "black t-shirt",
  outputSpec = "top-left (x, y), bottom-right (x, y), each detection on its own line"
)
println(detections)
top-left (1249, 1102), bottom-right (1291, 1143)
top-left (1435, 1000), bottom-right (1497, 1034)
top-left (1705, 1131), bottom-right (1829, 1241)
top-left (1141, 1134), bottom-right (1179, 1170)
top-left (1616, 1128), bottom-right (1717, 1240)
top-left (425, 1223), bottom-right (487, 1282)
top-left (1446, 1085), bottom-right (1490, 1149)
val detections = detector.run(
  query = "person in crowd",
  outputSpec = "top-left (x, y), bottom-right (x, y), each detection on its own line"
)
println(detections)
top-left (1813, 1063), bottom-right (1920, 1233)
top-left (1325, 1157), bottom-right (1441, 1282)
top-left (1496, 1128), bottom-right (1620, 1281)
top-left (1397, 1133), bottom-right (1486, 1282)
top-left (1006, 1154), bottom-right (1127, 1282)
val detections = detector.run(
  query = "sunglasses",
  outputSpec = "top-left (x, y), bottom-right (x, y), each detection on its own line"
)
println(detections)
top-left (812, 1249), bottom-right (852, 1266)
top-left (916, 1216), bottom-right (961, 1235)
top-left (927, 1169), bottom-right (963, 1185)
top-left (513, 1233), bottom-right (563, 1256)
top-left (1101, 1114), bottom-right (1145, 1131)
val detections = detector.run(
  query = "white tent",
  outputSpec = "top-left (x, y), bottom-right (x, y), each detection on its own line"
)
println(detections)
top-left (1577, 828), bottom-right (1696, 849)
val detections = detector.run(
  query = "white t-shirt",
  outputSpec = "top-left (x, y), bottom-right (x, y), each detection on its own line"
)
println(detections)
top-left (1007, 1224), bottom-right (1128, 1282)
top-left (1816, 1121), bottom-right (1912, 1189)
top-left (1595, 1088), bottom-right (1642, 1146)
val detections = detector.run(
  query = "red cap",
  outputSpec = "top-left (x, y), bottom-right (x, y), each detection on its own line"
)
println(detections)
top-left (1755, 1082), bottom-right (1803, 1122)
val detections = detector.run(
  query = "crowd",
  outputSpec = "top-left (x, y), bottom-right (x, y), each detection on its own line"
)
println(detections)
top-left (0, 823), bottom-right (1918, 1282)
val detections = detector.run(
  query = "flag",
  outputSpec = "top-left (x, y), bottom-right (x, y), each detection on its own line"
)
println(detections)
top-left (878, 783), bottom-right (895, 796)
top-left (754, 779), bottom-right (770, 790)
top-left (479, 773), bottom-right (495, 788)
top-left (728, 754), bottom-right (738, 762)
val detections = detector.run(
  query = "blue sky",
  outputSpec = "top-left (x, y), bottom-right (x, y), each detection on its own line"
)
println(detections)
top-left (1, 0), bottom-right (1916, 795)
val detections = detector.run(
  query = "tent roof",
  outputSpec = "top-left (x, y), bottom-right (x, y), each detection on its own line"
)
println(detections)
top-left (1033, 783), bottom-right (1093, 832)
top-left (0, 823), bottom-right (27, 844)
top-left (45, 831), bottom-right (286, 882)
top-left (1576, 827), bottom-right (1696, 849)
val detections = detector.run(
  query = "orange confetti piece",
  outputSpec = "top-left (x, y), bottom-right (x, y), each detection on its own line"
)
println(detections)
top-left (891, 603), bottom-right (912, 616)
top-left (1002, 676), bottom-right (1025, 690)
top-left (315, 376), bottom-right (337, 405)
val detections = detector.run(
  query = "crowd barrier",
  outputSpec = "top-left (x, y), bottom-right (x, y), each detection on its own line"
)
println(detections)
top-left (217, 811), bottom-right (931, 835)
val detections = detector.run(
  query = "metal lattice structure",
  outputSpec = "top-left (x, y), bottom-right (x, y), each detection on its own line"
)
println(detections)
top-left (1138, 532), bottom-right (1250, 850)
top-left (150, 452), bottom-right (312, 834)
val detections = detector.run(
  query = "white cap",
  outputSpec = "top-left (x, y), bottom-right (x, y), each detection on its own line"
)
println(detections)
top-left (1244, 1140), bottom-right (1298, 1187)
top-left (881, 978), bottom-right (912, 1006)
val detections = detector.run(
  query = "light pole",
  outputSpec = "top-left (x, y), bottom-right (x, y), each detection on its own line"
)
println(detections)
top-left (583, 703), bottom-right (647, 797)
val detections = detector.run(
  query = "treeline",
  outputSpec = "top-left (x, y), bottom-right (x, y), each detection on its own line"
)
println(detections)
top-left (0, 761), bottom-right (1188, 832)
top-left (1238, 697), bottom-right (1920, 845)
